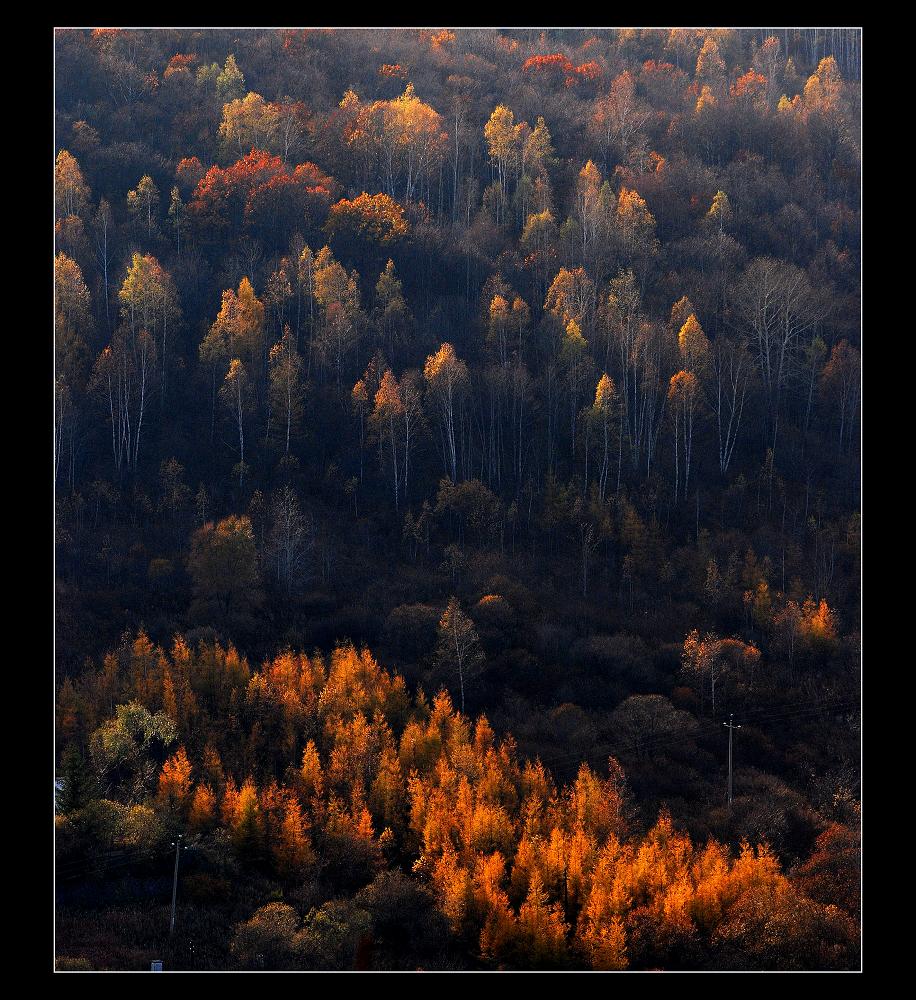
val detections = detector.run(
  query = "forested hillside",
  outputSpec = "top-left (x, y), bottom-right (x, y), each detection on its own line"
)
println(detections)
top-left (54, 27), bottom-right (861, 971)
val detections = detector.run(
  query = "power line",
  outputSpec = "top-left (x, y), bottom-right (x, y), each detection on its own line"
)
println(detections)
top-left (723, 713), bottom-right (741, 808)
top-left (56, 846), bottom-right (172, 880)
top-left (169, 834), bottom-right (186, 936)
top-left (56, 845), bottom-right (166, 872)
top-left (529, 694), bottom-right (858, 773)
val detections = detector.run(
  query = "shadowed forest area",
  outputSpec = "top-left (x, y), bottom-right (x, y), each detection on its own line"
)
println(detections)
top-left (54, 27), bottom-right (861, 971)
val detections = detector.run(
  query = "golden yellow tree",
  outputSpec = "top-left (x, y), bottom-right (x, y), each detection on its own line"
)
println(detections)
top-left (55, 150), bottom-right (90, 218)
top-left (219, 92), bottom-right (280, 156)
top-left (372, 369), bottom-right (405, 511)
top-left (424, 343), bottom-right (468, 482)
top-left (157, 746), bottom-right (193, 812)
top-left (189, 783), bottom-right (217, 831)
top-left (592, 373), bottom-right (617, 501)
top-left (518, 870), bottom-right (569, 966)
top-left (126, 174), bottom-right (160, 237)
top-left (484, 105), bottom-right (527, 215)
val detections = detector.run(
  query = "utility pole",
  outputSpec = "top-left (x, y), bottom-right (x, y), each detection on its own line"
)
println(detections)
top-left (723, 714), bottom-right (741, 808)
top-left (169, 834), bottom-right (184, 936)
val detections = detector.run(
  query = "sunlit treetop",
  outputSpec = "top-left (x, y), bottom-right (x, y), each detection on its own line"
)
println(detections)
top-left (484, 105), bottom-right (527, 173)
top-left (325, 192), bottom-right (409, 246)
top-left (731, 70), bottom-right (768, 103)
top-left (695, 35), bottom-right (726, 86)
top-left (219, 92), bottom-right (280, 154)
top-left (55, 252), bottom-right (92, 330)
top-left (696, 84), bottom-right (718, 113)
top-left (118, 252), bottom-right (179, 333)
top-left (802, 55), bottom-right (844, 116)
top-left (521, 52), bottom-right (603, 89)
top-left (616, 187), bottom-right (659, 258)
top-left (707, 189), bottom-right (733, 230)
top-left (668, 295), bottom-right (696, 335)
top-left (374, 368), bottom-right (404, 419)
top-left (424, 342), bottom-right (469, 395)
top-left (593, 372), bottom-right (617, 413)
top-left (313, 246), bottom-right (360, 312)
top-left (523, 116), bottom-right (555, 175)
top-left (677, 314), bottom-right (710, 371)
top-left (375, 258), bottom-right (404, 305)
top-left (55, 150), bottom-right (90, 219)
top-left (163, 52), bottom-right (198, 80)
top-left (190, 150), bottom-right (336, 232)
top-left (579, 159), bottom-right (602, 193)
top-left (668, 368), bottom-right (700, 402)
top-left (216, 54), bottom-right (245, 99)
top-left (489, 294), bottom-right (510, 324)
top-left (545, 267), bottom-right (596, 329)
top-left (428, 28), bottom-right (456, 51)
top-left (563, 318), bottom-right (588, 357)
top-left (522, 52), bottom-right (575, 77)
top-left (343, 84), bottom-right (447, 203)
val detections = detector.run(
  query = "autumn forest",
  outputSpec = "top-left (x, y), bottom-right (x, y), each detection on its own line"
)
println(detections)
top-left (53, 27), bottom-right (861, 972)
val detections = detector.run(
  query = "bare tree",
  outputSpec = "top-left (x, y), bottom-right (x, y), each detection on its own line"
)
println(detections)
top-left (436, 597), bottom-right (484, 715)
top-left (266, 486), bottom-right (314, 595)
top-left (712, 337), bottom-right (752, 475)
top-left (731, 257), bottom-right (823, 456)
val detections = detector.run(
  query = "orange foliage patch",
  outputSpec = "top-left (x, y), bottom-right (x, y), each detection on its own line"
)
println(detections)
top-left (164, 53), bottom-right (197, 78)
top-left (731, 70), bottom-right (768, 100)
top-left (326, 191), bottom-right (409, 245)
top-left (190, 150), bottom-right (336, 231)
